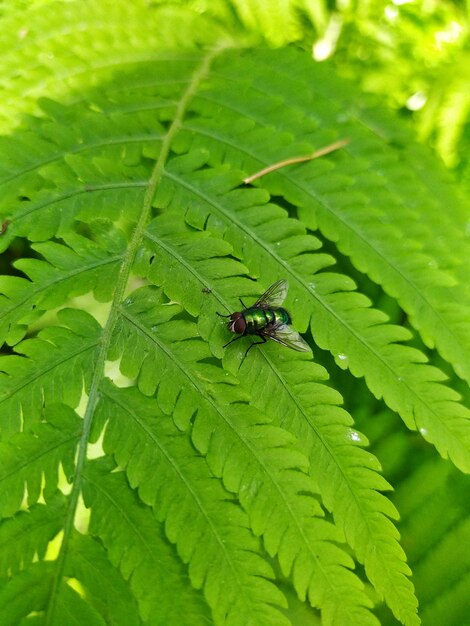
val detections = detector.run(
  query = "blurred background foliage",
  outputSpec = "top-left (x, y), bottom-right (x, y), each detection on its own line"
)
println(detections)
top-left (153, 0), bottom-right (470, 175)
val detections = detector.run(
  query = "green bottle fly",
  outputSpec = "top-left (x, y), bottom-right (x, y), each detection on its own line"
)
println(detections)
top-left (217, 279), bottom-right (310, 356)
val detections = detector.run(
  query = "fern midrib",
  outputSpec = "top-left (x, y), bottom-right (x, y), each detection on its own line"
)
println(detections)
top-left (120, 307), bottom-right (349, 610)
top-left (0, 134), bottom-right (163, 186)
top-left (164, 169), bottom-right (466, 448)
top-left (262, 352), bottom-right (367, 516)
top-left (44, 46), bottom-right (223, 625)
top-left (12, 181), bottom-right (147, 226)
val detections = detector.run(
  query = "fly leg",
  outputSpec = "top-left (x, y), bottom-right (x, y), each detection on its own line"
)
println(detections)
top-left (223, 335), bottom-right (245, 349)
top-left (216, 311), bottom-right (231, 318)
top-left (244, 334), bottom-right (267, 357)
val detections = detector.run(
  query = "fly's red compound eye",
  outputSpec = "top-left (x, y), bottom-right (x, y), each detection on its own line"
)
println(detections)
top-left (233, 317), bottom-right (246, 334)
top-left (227, 312), bottom-right (246, 334)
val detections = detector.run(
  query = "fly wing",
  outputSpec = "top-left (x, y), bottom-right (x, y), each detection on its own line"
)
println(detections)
top-left (254, 279), bottom-right (288, 309)
top-left (265, 324), bottom-right (310, 352)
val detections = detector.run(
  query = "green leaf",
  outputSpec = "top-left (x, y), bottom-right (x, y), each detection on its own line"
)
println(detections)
top-left (235, 349), bottom-right (419, 626)
top-left (83, 457), bottom-right (212, 626)
top-left (112, 285), bottom-right (379, 626)
top-left (0, 406), bottom-right (79, 517)
top-left (0, 309), bottom-right (101, 434)
top-left (0, 562), bottom-right (54, 626)
top-left (98, 381), bottom-right (290, 626)
top-left (0, 225), bottom-right (124, 346)
top-left (66, 532), bottom-right (142, 626)
top-left (0, 496), bottom-right (65, 576)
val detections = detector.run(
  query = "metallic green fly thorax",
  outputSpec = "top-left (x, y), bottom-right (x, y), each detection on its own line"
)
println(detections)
top-left (244, 307), bottom-right (291, 334)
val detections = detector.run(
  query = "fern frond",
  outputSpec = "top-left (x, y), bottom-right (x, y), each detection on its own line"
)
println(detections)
top-left (0, 405), bottom-right (79, 517)
top-left (0, 226), bottom-right (124, 346)
top-left (4, 44), bottom-right (468, 475)
top-left (0, 562), bottom-right (55, 626)
top-left (0, 496), bottom-right (65, 575)
top-left (392, 459), bottom-right (470, 626)
top-left (83, 457), bottom-right (212, 626)
top-left (97, 381), bottom-right (290, 626)
top-left (0, 1), bottom-right (225, 133)
top-left (236, 350), bottom-right (419, 626)
top-left (158, 159), bottom-right (470, 472)
top-left (111, 284), bottom-right (379, 626)
top-left (181, 48), bottom-right (470, 385)
top-left (66, 532), bottom-right (143, 626)
top-left (0, 309), bottom-right (100, 433)
top-left (130, 215), bottom-right (418, 621)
